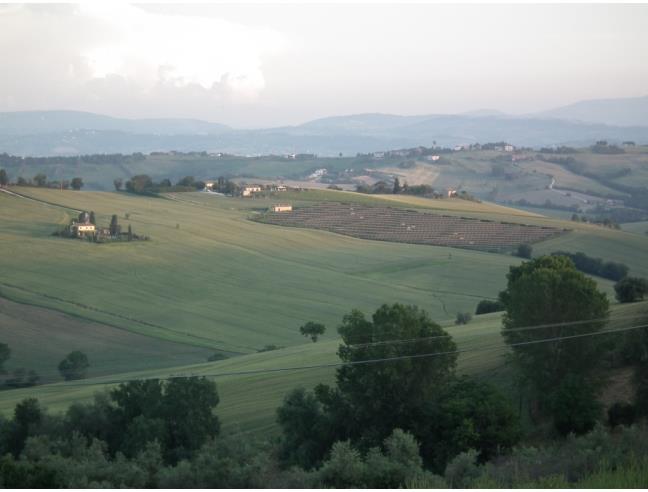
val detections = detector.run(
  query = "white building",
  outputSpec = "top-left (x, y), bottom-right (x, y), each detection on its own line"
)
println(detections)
top-left (242, 185), bottom-right (262, 197)
top-left (271, 204), bottom-right (293, 212)
top-left (426, 155), bottom-right (441, 161)
top-left (504, 144), bottom-right (515, 152)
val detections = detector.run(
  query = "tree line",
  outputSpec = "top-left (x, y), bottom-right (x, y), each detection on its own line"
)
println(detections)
top-left (0, 169), bottom-right (84, 190)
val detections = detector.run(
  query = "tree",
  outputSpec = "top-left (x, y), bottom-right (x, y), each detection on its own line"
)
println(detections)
top-left (110, 215), bottom-right (120, 237)
top-left (89, 211), bottom-right (96, 225)
top-left (393, 177), bottom-right (401, 194)
top-left (514, 243), bottom-right (532, 259)
top-left (299, 321), bottom-right (326, 342)
top-left (0, 169), bottom-right (8, 187)
top-left (423, 377), bottom-right (520, 469)
top-left (550, 373), bottom-right (601, 435)
top-left (177, 176), bottom-right (195, 187)
top-left (113, 178), bottom-right (123, 191)
top-left (58, 351), bottom-right (90, 380)
top-left (125, 175), bottom-right (153, 193)
top-left (475, 300), bottom-right (504, 315)
top-left (455, 312), bottom-right (472, 325)
top-left (127, 224), bottom-right (133, 241)
top-left (0, 343), bottom-right (10, 374)
top-left (33, 173), bottom-right (47, 187)
top-left (499, 256), bottom-right (609, 403)
top-left (325, 304), bottom-right (457, 445)
top-left (614, 277), bottom-right (648, 303)
top-left (71, 177), bottom-right (83, 190)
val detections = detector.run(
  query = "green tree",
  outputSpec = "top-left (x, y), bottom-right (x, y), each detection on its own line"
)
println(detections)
top-left (33, 173), bottom-right (47, 187)
top-left (615, 277), bottom-right (648, 303)
top-left (110, 215), bottom-right (120, 236)
top-left (71, 177), bottom-right (83, 190)
top-left (299, 321), bottom-right (326, 342)
top-left (0, 343), bottom-right (10, 374)
top-left (475, 299), bottom-right (505, 315)
top-left (127, 224), bottom-right (133, 241)
top-left (514, 243), bottom-right (532, 259)
top-left (550, 373), bottom-right (601, 435)
top-left (58, 351), bottom-right (90, 380)
top-left (455, 312), bottom-right (472, 325)
top-left (177, 176), bottom-right (195, 187)
top-left (393, 177), bottom-right (401, 194)
top-left (499, 256), bottom-right (609, 405)
top-left (0, 169), bottom-right (8, 187)
top-left (324, 304), bottom-right (457, 445)
top-left (113, 178), bottom-right (123, 191)
top-left (126, 175), bottom-right (153, 193)
top-left (89, 211), bottom-right (96, 225)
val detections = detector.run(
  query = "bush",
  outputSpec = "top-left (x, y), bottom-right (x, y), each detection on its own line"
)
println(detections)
top-left (514, 243), bottom-right (532, 259)
top-left (615, 277), bottom-right (648, 303)
top-left (58, 351), bottom-right (89, 381)
top-left (550, 374), bottom-right (601, 436)
top-left (455, 312), bottom-right (472, 325)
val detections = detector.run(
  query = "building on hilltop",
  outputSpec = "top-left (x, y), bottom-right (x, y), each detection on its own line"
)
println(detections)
top-left (242, 185), bottom-right (262, 197)
top-left (271, 204), bottom-right (293, 212)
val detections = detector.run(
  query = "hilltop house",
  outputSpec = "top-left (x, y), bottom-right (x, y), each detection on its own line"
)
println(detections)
top-left (242, 185), bottom-right (262, 197)
top-left (447, 189), bottom-right (458, 198)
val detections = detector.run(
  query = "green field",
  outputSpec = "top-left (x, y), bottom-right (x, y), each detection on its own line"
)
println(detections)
top-left (1, 186), bottom-right (647, 434)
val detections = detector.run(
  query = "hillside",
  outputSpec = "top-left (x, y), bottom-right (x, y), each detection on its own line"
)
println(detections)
top-left (1, 187), bottom-right (647, 434)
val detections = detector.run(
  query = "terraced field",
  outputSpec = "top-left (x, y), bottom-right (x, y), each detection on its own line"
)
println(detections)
top-left (257, 202), bottom-right (566, 252)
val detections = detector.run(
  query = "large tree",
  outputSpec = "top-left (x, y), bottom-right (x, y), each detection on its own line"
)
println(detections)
top-left (0, 169), bottom-right (8, 187)
top-left (615, 277), bottom-right (648, 303)
top-left (0, 343), bottom-right (10, 374)
top-left (499, 256), bottom-right (609, 405)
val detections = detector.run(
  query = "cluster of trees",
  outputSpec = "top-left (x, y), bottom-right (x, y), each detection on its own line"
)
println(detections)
top-left (0, 152), bottom-right (145, 168)
top-left (591, 140), bottom-right (625, 154)
top-left (0, 170), bottom-right (84, 190)
top-left (551, 251), bottom-right (629, 281)
top-left (120, 174), bottom-right (238, 195)
top-left (0, 344), bottom-right (90, 390)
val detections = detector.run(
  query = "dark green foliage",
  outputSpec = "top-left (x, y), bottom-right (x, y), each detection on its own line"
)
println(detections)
top-left (125, 174), bottom-right (154, 193)
top-left (551, 251), bottom-right (629, 281)
top-left (71, 177), bottom-right (84, 190)
top-left (608, 401), bottom-right (636, 428)
top-left (614, 276), bottom-right (648, 303)
top-left (89, 210), bottom-right (96, 224)
top-left (0, 168), bottom-right (8, 186)
top-left (113, 178), bottom-right (123, 191)
top-left (475, 299), bottom-right (505, 315)
top-left (58, 351), bottom-right (90, 380)
top-left (207, 352), bottom-right (228, 361)
top-left (299, 321), bottom-right (326, 342)
top-left (455, 312), bottom-right (472, 325)
top-left (109, 214), bottom-right (121, 236)
top-left (550, 374), bottom-right (601, 436)
top-left (4, 368), bottom-right (40, 388)
top-left (422, 378), bottom-right (520, 470)
top-left (276, 388), bottom-right (333, 469)
top-left (0, 342), bottom-right (10, 374)
top-left (392, 177), bottom-right (401, 194)
top-left (499, 256), bottom-right (610, 399)
top-left (177, 176), bottom-right (195, 187)
top-left (33, 173), bottom-right (47, 187)
top-left (127, 224), bottom-right (133, 241)
top-left (514, 243), bottom-right (532, 259)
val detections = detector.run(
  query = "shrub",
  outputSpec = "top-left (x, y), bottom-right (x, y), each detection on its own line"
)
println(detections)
top-left (607, 402), bottom-right (636, 428)
top-left (455, 312), bottom-right (472, 325)
top-left (475, 299), bottom-right (504, 315)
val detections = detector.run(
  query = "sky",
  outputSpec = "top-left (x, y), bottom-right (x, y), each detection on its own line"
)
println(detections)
top-left (0, 2), bottom-right (647, 127)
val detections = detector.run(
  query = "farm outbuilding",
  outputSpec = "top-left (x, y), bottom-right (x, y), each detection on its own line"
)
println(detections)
top-left (271, 204), bottom-right (293, 212)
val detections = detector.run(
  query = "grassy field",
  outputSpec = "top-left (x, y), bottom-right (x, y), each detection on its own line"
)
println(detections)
top-left (1, 186), bottom-right (647, 434)
top-left (1, 302), bottom-right (646, 436)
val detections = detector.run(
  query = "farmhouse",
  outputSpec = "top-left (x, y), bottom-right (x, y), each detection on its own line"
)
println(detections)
top-left (71, 222), bottom-right (96, 237)
top-left (426, 155), bottom-right (441, 161)
top-left (271, 204), bottom-right (293, 212)
top-left (447, 189), bottom-right (458, 198)
top-left (204, 181), bottom-right (215, 190)
top-left (242, 185), bottom-right (262, 197)
top-left (504, 144), bottom-right (515, 152)
top-left (276, 185), bottom-right (287, 192)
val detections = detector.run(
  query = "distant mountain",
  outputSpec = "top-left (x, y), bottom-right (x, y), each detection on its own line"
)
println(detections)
top-left (0, 111), bottom-right (231, 136)
top-left (537, 95), bottom-right (648, 127)
top-left (1, 106), bottom-right (647, 156)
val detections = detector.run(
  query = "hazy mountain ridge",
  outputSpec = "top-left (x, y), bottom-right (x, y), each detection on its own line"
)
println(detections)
top-left (1, 95), bottom-right (647, 156)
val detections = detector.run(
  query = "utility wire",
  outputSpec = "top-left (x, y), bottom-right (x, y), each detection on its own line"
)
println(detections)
top-left (17, 322), bottom-right (648, 392)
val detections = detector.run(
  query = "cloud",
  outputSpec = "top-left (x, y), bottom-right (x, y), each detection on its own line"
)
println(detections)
top-left (0, 3), bottom-right (286, 115)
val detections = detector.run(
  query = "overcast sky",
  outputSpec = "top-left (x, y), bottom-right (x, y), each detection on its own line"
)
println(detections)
top-left (1, 3), bottom-right (647, 127)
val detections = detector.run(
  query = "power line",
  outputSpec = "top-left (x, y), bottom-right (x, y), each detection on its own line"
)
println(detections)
top-left (345, 313), bottom-right (643, 349)
top-left (17, 322), bottom-right (648, 392)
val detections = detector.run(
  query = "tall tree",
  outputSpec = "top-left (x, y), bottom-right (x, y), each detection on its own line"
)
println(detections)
top-left (499, 256), bottom-right (609, 405)
top-left (615, 277), bottom-right (648, 303)
top-left (109, 215), bottom-right (120, 236)
top-left (393, 177), bottom-right (401, 194)
top-left (33, 173), bottom-right (47, 187)
top-left (89, 211), bottom-right (96, 225)
top-left (0, 169), bottom-right (8, 187)
top-left (113, 178), bottom-right (123, 191)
